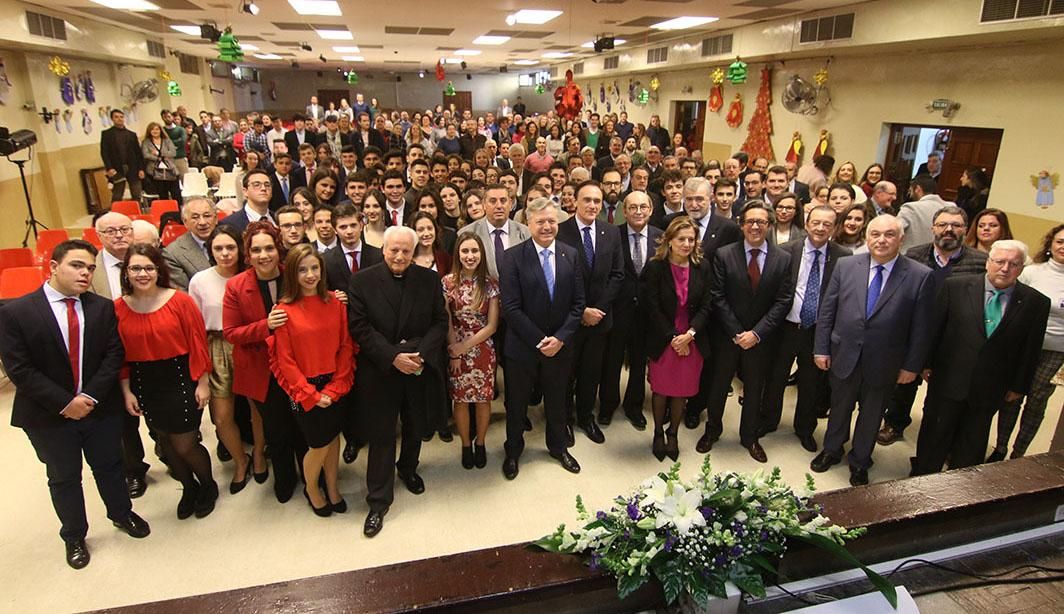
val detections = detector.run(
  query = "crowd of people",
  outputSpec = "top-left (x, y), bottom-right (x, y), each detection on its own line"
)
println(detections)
top-left (5, 94), bottom-right (1062, 571)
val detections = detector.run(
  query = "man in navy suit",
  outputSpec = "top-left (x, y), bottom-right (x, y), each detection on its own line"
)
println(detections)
top-left (812, 214), bottom-right (935, 485)
top-left (221, 169), bottom-right (277, 234)
top-left (0, 240), bottom-right (150, 570)
top-left (556, 181), bottom-right (625, 444)
top-left (268, 153), bottom-right (304, 212)
top-left (499, 197), bottom-right (586, 480)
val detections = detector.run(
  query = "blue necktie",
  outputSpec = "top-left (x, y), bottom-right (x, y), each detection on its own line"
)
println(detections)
top-left (581, 226), bottom-right (595, 267)
top-left (541, 248), bottom-right (555, 300)
top-left (866, 264), bottom-right (885, 319)
top-left (281, 176), bottom-right (289, 201)
top-left (799, 250), bottom-right (821, 329)
top-left (493, 228), bottom-right (505, 274)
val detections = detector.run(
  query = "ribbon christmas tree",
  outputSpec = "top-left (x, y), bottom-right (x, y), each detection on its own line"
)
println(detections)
top-left (741, 67), bottom-right (775, 162)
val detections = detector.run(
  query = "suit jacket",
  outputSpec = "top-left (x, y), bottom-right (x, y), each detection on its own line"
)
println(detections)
top-left (710, 241), bottom-right (794, 341)
top-left (220, 208), bottom-right (275, 235)
top-left (897, 194), bottom-right (956, 251)
top-left (790, 179), bottom-right (811, 205)
top-left (768, 225), bottom-right (807, 246)
top-left (926, 275), bottom-right (1049, 404)
top-left (163, 233), bottom-right (211, 292)
top-left (499, 239), bottom-right (586, 364)
top-left (617, 223), bottom-right (663, 307)
top-left (89, 251), bottom-right (118, 299)
top-left (814, 253), bottom-right (935, 387)
top-left (661, 211), bottom-right (744, 263)
top-left (352, 130), bottom-right (386, 161)
top-left (641, 257), bottom-right (713, 361)
top-left (324, 243), bottom-right (383, 292)
top-left (457, 218), bottom-right (531, 279)
top-left (222, 268), bottom-right (275, 402)
top-left (779, 239), bottom-right (851, 317)
top-left (99, 126), bottom-right (143, 181)
top-left (269, 171), bottom-right (305, 211)
top-left (305, 104), bottom-right (325, 122)
top-left (0, 288), bottom-right (125, 429)
top-left (557, 218), bottom-right (625, 333)
top-left (597, 201), bottom-right (626, 226)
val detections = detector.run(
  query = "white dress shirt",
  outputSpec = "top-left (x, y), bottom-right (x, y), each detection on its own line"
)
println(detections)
top-left (43, 282), bottom-right (85, 393)
top-left (244, 204), bottom-right (274, 225)
top-left (786, 239), bottom-right (828, 324)
top-left (576, 217), bottom-right (596, 252)
top-left (102, 250), bottom-right (123, 298)
top-left (343, 241), bottom-right (363, 269)
top-left (536, 240), bottom-right (557, 278)
top-left (869, 255), bottom-right (899, 288)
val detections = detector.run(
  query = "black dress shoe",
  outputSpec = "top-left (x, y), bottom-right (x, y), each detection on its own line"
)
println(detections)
top-left (817, 406), bottom-right (830, 419)
top-left (565, 423), bottom-right (575, 447)
top-left (579, 420), bottom-right (606, 444)
top-left (810, 451), bottom-right (842, 473)
top-left (626, 410), bottom-right (647, 431)
top-left (126, 476), bottom-right (147, 499)
top-left (684, 411), bottom-right (700, 430)
top-left (986, 449), bottom-right (1007, 463)
top-left (230, 454), bottom-right (252, 495)
top-left (177, 482), bottom-right (199, 519)
top-left (397, 470), bottom-right (425, 495)
top-left (597, 411), bottom-right (613, 426)
top-left (550, 450), bottom-right (581, 473)
top-left (217, 441), bottom-right (232, 462)
top-left (65, 539), bottom-right (90, 570)
top-left (304, 488), bottom-right (332, 517)
top-left (665, 431), bottom-right (680, 461)
top-left (195, 481), bottom-right (219, 518)
top-left (438, 428), bottom-right (454, 443)
top-left (745, 441), bottom-right (768, 463)
top-left (652, 430), bottom-right (666, 461)
top-left (421, 432), bottom-right (433, 443)
top-left (849, 467), bottom-right (869, 487)
top-left (330, 497), bottom-right (348, 514)
top-left (112, 511), bottom-right (151, 538)
top-left (364, 509), bottom-right (386, 537)
top-left (695, 432), bottom-right (717, 454)
top-left (275, 481), bottom-right (296, 504)
top-left (461, 446), bottom-right (474, 469)
top-left (524, 417), bottom-right (533, 431)
top-left (474, 444), bottom-right (487, 469)
top-left (502, 457), bottom-right (519, 480)
top-left (343, 442), bottom-right (360, 464)
top-left (797, 434), bottom-right (818, 453)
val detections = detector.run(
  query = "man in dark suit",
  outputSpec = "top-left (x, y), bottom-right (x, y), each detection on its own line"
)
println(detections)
top-left (220, 169), bottom-right (277, 234)
top-left (268, 153), bottom-right (304, 212)
top-left (912, 241), bottom-right (1049, 474)
top-left (0, 240), bottom-right (150, 569)
top-left (699, 201), bottom-right (794, 463)
top-left (381, 170), bottom-right (414, 228)
top-left (99, 108), bottom-right (144, 202)
top-left (556, 181), bottom-right (625, 444)
top-left (352, 112), bottom-right (386, 161)
top-left (648, 169), bottom-right (686, 229)
top-left (812, 214), bottom-right (935, 485)
top-left (283, 114), bottom-right (318, 156)
top-left (500, 197), bottom-right (586, 480)
top-left (348, 226), bottom-right (448, 537)
top-left (593, 137), bottom-right (623, 181)
top-left (784, 161), bottom-right (811, 205)
top-left (600, 191), bottom-right (662, 429)
top-left (163, 197), bottom-right (216, 291)
top-left (762, 206), bottom-right (850, 452)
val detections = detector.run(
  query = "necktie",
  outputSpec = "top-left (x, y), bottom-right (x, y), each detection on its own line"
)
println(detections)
top-left (632, 233), bottom-right (644, 274)
top-left (607, 205), bottom-right (615, 224)
top-left (493, 228), bottom-right (505, 273)
top-left (350, 250), bottom-right (359, 274)
top-left (799, 250), bottom-right (821, 329)
top-left (582, 226), bottom-right (595, 267)
top-left (541, 248), bottom-right (555, 300)
top-left (62, 298), bottom-right (79, 390)
top-left (281, 176), bottom-right (289, 201)
top-left (747, 248), bottom-right (761, 291)
top-left (985, 289), bottom-right (1005, 337)
top-left (866, 264), bottom-right (885, 319)
top-left (391, 209), bottom-right (399, 226)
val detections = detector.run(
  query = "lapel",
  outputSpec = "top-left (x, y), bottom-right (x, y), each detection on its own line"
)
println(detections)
top-left (554, 243), bottom-right (573, 304)
top-left (91, 252), bottom-right (112, 299)
top-left (994, 285), bottom-right (1025, 339)
top-left (529, 241), bottom-right (551, 303)
top-left (870, 257), bottom-right (908, 319)
top-left (31, 290), bottom-right (70, 365)
top-left (375, 265), bottom-right (402, 314)
top-left (396, 271), bottom-right (414, 332)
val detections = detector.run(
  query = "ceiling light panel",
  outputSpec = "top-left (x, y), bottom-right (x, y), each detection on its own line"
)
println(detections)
top-left (342, 55), bottom-right (364, 62)
top-left (473, 35), bottom-right (510, 45)
top-left (513, 59), bottom-right (539, 65)
top-left (454, 49), bottom-right (481, 56)
top-left (511, 9), bottom-right (562, 24)
top-left (253, 53), bottom-right (282, 60)
top-left (332, 46), bottom-right (360, 53)
top-left (287, 0), bottom-right (342, 16)
top-left (651, 16), bottom-right (719, 30)
top-left (316, 29), bottom-right (354, 40)
top-left (91, 0), bottom-right (159, 9)
top-left (542, 51), bottom-right (573, 58)
top-left (170, 24), bottom-right (201, 35)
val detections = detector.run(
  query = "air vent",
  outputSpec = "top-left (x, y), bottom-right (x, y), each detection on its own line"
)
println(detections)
top-left (147, 40), bottom-right (166, 59)
top-left (647, 46), bottom-right (668, 64)
top-left (572, 62), bottom-right (584, 75)
top-left (981, 0), bottom-right (1064, 21)
top-left (26, 11), bottom-right (67, 41)
top-left (799, 13), bottom-right (854, 43)
top-left (701, 33), bottom-right (733, 57)
top-left (178, 52), bottom-right (200, 75)
top-left (603, 55), bottom-right (619, 70)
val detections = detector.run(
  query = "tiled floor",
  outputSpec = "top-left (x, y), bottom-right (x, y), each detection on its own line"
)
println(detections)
top-left (0, 377), bottom-right (1056, 613)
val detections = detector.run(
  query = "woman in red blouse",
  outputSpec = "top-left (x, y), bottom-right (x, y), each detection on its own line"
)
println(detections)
top-left (116, 244), bottom-right (216, 520)
top-left (269, 244), bottom-right (356, 516)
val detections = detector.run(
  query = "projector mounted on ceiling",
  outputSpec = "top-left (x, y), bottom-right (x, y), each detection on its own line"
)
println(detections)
top-left (593, 36), bottom-right (615, 53)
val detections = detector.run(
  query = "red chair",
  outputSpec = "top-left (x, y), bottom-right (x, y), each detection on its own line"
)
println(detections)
top-left (34, 229), bottom-right (70, 265)
top-left (0, 248), bottom-right (35, 275)
top-left (161, 224), bottom-right (189, 247)
top-left (111, 200), bottom-right (141, 217)
top-left (130, 213), bottom-right (162, 227)
top-left (216, 210), bottom-right (229, 221)
top-left (81, 227), bottom-right (103, 249)
top-left (0, 266), bottom-right (47, 299)
top-left (150, 199), bottom-right (180, 218)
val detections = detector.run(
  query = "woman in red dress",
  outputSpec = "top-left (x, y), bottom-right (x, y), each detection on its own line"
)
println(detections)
top-left (115, 244), bottom-right (216, 519)
top-left (443, 234), bottom-right (500, 469)
top-left (268, 244), bottom-right (356, 517)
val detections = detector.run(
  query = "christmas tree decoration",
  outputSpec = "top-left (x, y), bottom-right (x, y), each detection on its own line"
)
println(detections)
top-left (435, 60), bottom-right (446, 81)
top-left (815, 129), bottom-right (831, 159)
top-left (649, 75), bottom-right (661, 91)
top-left (167, 80), bottom-right (182, 96)
top-left (726, 94), bottom-right (743, 128)
top-left (48, 56), bottom-right (70, 77)
top-left (727, 57), bottom-right (748, 84)
top-left (785, 131), bottom-right (803, 163)
top-left (534, 83), bottom-right (545, 95)
top-left (741, 67), bottom-right (775, 161)
top-left (635, 88), bottom-right (647, 105)
top-left (217, 27), bottom-right (244, 63)
top-left (553, 70), bottom-right (584, 120)
top-left (346, 71), bottom-right (359, 85)
top-left (444, 81), bottom-right (456, 96)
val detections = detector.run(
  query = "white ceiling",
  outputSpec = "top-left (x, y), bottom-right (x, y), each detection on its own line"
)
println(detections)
top-left (55, 0), bottom-right (862, 71)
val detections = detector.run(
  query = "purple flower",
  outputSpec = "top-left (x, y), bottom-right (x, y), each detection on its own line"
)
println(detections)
top-left (714, 555), bottom-right (728, 567)
top-left (760, 530), bottom-right (769, 540)
top-left (589, 553), bottom-right (602, 571)
top-left (730, 545), bottom-right (743, 557)
top-left (664, 534), bottom-right (677, 552)
top-left (627, 502), bottom-right (641, 521)
top-left (596, 511), bottom-right (608, 521)
top-left (699, 506), bottom-right (715, 520)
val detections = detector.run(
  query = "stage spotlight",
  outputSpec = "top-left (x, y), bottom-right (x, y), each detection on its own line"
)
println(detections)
top-left (241, 1), bottom-right (259, 16)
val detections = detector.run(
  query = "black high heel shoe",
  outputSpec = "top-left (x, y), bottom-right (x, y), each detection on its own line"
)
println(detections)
top-left (665, 430), bottom-right (680, 461)
top-left (474, 444), bottom-right (487, 469)
top-left (303, 488), bottom-right (332, 517)
top-left (329, 496), bottom-right (348, 514)
top-left (461, 446), bottom-right (474, 469)
top-left (253, 458), bottom-right (269, 484)
top-left (230, 454), bottom-right (252, 495)
top-left (652, 430), bottom-right (666, 462)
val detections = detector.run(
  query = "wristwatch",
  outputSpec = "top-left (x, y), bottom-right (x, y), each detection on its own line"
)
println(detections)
top-left (686, 328), bottom-right (696, 337)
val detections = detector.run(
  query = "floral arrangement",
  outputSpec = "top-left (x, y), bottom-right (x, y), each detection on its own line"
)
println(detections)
top-left (534, 459), bottom-right (897, 608)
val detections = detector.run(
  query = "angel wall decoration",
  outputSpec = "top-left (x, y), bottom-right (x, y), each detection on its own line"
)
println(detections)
top-left (1032, 170), bottom-right (1058, 209)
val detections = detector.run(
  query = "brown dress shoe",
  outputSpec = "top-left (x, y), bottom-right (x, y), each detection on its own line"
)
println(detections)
top-left (876, 425), bottom-right (902, 446)
top-left (745, 441), bottom-right (767, 463)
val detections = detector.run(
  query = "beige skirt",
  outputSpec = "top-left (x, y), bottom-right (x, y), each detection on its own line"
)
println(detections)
top-left (207, 331), bottom-right (235, 398)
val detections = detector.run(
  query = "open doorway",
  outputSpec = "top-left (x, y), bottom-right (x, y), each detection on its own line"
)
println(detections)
top-left (884, 123), bottom-right (1003, 202)
top-left (672, 101), bottom-right (705, 152)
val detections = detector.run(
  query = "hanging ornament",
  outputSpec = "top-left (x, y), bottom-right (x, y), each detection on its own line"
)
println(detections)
top-left (158, 70), bottom-right (173, 82)
top-left (346, 71), bottom-right (359, 85)
top-left (63, 109), bottom-right (74, 133)
top-left (73, 72), bottom-right (83, 101)
top-left (627, 80), bottom-right (636, 103)
top-left (48, 56), bottom-right (70, 77)
top-left (726, 93), bottom-right (744, 128)
top-left (786, 131), bottom-right (803, 164)
top-left (727, 57), bottom-right (748, 84)
top-left (0, 58), bottom-right (11, 105)
top-left (815, 129), bottom-right (831, 159)
top-left (740, 67), bottom-right (775, 161)
top-left (709, 83), bottom-right (724, 113)
top-left (84, 71), bottom-right (95, 103)
top-left (167, 80), bottom-right (182, 96)
top-left (435, 60), bottom-right (445, 81)
top-left (444, 81), bottom-right (456, 96)
top-left (217, 27), bottom-right (244, 63)
top-left (637, 88), bottom-right (649, 105)
top-left (60, 77), bottom-right (74, 105)
top-left (711, 67), bottom-right (725, 85)
top-left (534, 83), bottom-right (545, 95)
top-left (649, 75), bottom-right (660, 92)
top-left (553, 70), bottom-right (583, 120)
top-left (81, 108), bottom-right (92, 134)
top-left (814, 65), bottom-right (830, 87)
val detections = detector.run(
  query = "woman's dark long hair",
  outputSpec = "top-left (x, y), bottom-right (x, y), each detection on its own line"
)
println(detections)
top-left (206, 224), bottom-right (247, 272)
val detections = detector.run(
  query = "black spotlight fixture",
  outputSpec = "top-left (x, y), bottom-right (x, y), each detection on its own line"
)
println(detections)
top-left (200, 24), bottom-right (222, 42)
top-left (316, 70), bottom-right (324, 77)
top-left (240, 0), bottom-right (259, 16)
top-left (593, 36), bottom-right (615, 53)
top-left (319, 54), bottom-right (327, 63)
top-left (291, 61), bottom-right (300, 68)
top-left (299, 41), bottom-right (313, 51)
top-left (499, 65), bottom-right (508, 73)
top-left (396, 75), bottom-right (402, 82)
top-left (466, 73), bottom-right (472, 80)
top-left (460, 60), bottom-right (467, 70)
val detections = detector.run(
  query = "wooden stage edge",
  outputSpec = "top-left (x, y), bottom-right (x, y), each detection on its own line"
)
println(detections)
top-left (94, 452), bottom-right (1064, 614)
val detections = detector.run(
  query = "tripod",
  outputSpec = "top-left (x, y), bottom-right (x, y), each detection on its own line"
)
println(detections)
top-left (5, 156), bottom-right (48, 248)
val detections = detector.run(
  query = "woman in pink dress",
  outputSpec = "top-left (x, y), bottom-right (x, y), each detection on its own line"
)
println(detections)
top-left (641, 217), bottom-right (713, 462)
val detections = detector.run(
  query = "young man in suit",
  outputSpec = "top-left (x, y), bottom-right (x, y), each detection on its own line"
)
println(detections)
top-left (762, 206), bottom-right (851, 452)
top-left (283, 114), bottom-right (317, 155)
top-left (347, 226), bottom-right (448, 537)
top-left (221, 169), bottom-right (277, 234)
top-left (269, 153), bottom-right (303, 212)
top-left (556, 181), bottom-right (625, 445)
top-left (352, 112), bottom-right (385, 161)
top-left (600, 191), bottom-right (662, 429)
top-left (912, 240), bottom-right (1049, 474)
top-left (499, 197), bottom-right (586, 480)
top-left (700, 201), bottom-right (794, 463)
top-left (0, 240), bottom-right (150, 569)
top-left (163, 197), bottom-right (216, 291)
top-left (99, 109), bottom-right (144, 202)
top-left (812, 215), bottom-right (935, 485)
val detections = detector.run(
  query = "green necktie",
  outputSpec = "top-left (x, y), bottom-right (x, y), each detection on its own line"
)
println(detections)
top-left (984, 289), bottom-right (1004, 337)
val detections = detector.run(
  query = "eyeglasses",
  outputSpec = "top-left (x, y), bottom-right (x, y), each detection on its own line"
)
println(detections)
top-left (127, 265), bottom-right (157, 274)
top-left (601, 181), bottom-right (622, 187)
top-left (100, 226), bottom-right (133, 237)
top-left (743, 219), bottom-right (770, 227)
top-left (246, 181), bottom-right (271, 190)
top-left (280, 222), bottom-right (304, 230)
top-left (626, 204), bottom-right (652, 212)
top-left (775, 205), bottom-right (796, 211)
top-left (933, 222), bottom-right (965, 230)
top-left (988, 258), bottom-right (1023, 270)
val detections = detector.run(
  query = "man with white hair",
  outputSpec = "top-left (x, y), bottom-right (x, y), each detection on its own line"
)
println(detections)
top-left (130, 220), bottom-right (159, 247)
top-left (912, 240), bottom-right (1049, 474)
top-left (163, 197), bottom-right (217, 291)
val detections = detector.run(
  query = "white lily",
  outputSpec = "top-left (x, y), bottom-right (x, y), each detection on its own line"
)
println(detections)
top-left (655, 485), bottom-right (707, 535)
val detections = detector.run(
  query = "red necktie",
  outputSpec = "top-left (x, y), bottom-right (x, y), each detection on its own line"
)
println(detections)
top-left (747, 249), bottom-right (761, 291)
top-left (350, 250), bottom-right (360, 274)
top-left (607, 206), bottom-right (615, 224)
top-left (62, 298), bottom-right (80, 389)
top-left (391, 209), bottom-right (398, 226)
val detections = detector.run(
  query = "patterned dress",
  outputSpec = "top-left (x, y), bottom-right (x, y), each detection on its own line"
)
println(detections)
top-left (443, 276), bottom-right (499, 403)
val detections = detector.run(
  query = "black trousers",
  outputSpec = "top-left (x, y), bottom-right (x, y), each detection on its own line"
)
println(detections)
top-left (824, 369), bottom-right (893, 470)
top-left (256, 378), bottom-right (308, 498)
top-left (762, 323), bottom-right (823, 438)
top-left (600, 299), bottom-right (649, 416)
top-left (364, 375), bottom-right (425, 513)
top-left (24, 412), bottom-right (132, 543)
top-left (882, 379), bottom-right (922, 433)
top-left (705, 336), bottom-right (773, 446)
top-left (121, 414), bottom-right (149, 479)
top-left (566, 328), bottom-right (608, 424)
top-left (505, 348), bottom-right (573, 459)
top-left (913, 394), bottom-right (995, 474)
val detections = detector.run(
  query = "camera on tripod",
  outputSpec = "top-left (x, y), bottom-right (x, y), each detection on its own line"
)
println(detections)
top-left (0, 127), bottom-right (37, 156)
top-left (1, 127), bottom-right (47, 246)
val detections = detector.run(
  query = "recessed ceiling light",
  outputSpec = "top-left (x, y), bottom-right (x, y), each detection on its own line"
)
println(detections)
top-left (287, 0), bottom-right (342, 16)
top-left (454, 49), bottom-right (481, 56)
top-left (442, 57), bottom-right (463, 64)
top-left (332, 46), bottom-right (360, 53)
top-left (92, 0), bottom-right (158, 9)
top-left (581, 39), bottom-right (626, 48)
top-left (170, 25), bottom-right (201, 36)
top-left (513, 59), bottom-right (539, 66)
top-left (508, 9), bottom-right (562, 25)
top-left (651, 16), bottom-right (719, 30)
top-left (253, 53), bottom-right (282, 60)
top-left (341, 55), bottom-right (364, 62)
top-left (473, 35), bottom-right (510, 45)
top-left (542, 52), bottom-right (573, 59)
top-left (316, 29), bottom-right (354, 40)
top-left (240, 43), bottom-right (260, 51)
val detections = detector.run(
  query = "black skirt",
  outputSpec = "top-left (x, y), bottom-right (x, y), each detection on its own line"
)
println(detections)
top-left (130, 354), bottom-right (203, 435)
top-left (291, 373), bottom-right (344, 448)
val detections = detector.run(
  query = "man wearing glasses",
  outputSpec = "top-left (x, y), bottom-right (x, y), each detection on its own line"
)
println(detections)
top-left (221, 168), bottom-right (277, 234)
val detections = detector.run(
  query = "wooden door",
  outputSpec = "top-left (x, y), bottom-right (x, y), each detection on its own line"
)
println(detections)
top-left (690, 102), bottom-right (706, 150)
top-left (445, 91), bottom-right (473, 116)
top-left (939, 127), bottom-right (1003, 201)
top-left (884, 124), bottom-right (920, 198)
